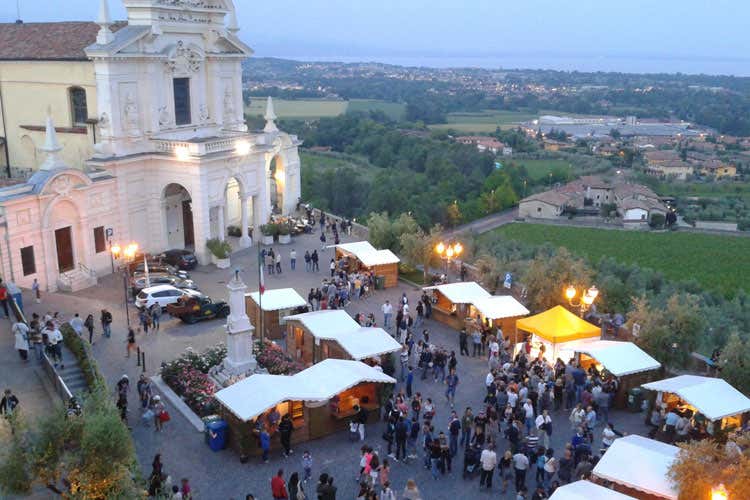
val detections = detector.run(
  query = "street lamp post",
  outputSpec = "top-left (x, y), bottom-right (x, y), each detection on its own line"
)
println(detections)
top-left (434, 241), bottom-right (463, 283)
top-left (111, 242), bottom-right (138, 328)
top-left (564, 284), bottom-right (599, 318)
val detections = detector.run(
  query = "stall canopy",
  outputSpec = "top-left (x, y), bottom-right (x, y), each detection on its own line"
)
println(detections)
top-left (593, 435), bottom-right (678, 500)
top-left (516, 305), bottom-right (600, 343)
top-left (472, 295), bottom-right (530, 320)
top-left (642, 375), bottom-right (750, 421)
top-left (331, 241), bottom-right (400, 267)
top-left (215, 359), bottom-right (396, 422)
top-left (422, 281), bottom-right (491, 304)
top-left (247, 288), bottom-right (307, 311)
top-left (571, 340), bottom-right (661, 377)
top-left (549, 480), bottom-right (636, 500)
top-left (285, 310), bottom-right (402, 360)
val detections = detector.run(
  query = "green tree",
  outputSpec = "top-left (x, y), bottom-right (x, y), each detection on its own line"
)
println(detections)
top-left (366, 212), bottom-right (420, 253)
top-left (444, 202), bottom-right (462, 228)
top-left (399, 224), bottom-right (444, 283)
top-left (721, 331), bottom-right (750, 395)
top-left (521, 248), bottom-right (594, 312)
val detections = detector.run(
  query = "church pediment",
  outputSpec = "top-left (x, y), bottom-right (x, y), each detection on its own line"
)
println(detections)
top-left (164, 40), bottom-right (205, 73)
top-left (39, 170), bottom-right (92, 197)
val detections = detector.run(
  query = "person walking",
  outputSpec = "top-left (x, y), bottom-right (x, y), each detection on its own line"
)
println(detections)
top-left (402, 479), bottom-right (421, 500)
top-left (275, 251), bottom-right (283, 274)
top-left (151, 395), bottom-right (166, 431)
top-left (100, 309), bottom-right (113, 338)
top-left (0, 280), bottom-right (9, 318)
top-left (7, 280), bottom-right (22, 312)
top-left (319, 231), bottom-right (327, 251)
top-left (381, 300), bottom-right (393, 329)
top-left (29, 315), bottom-right (43, 361)
top-left (271, 469), bottom-right (289, 500)
top-left (445, 368), bottom-right (459, 408)
top-left (304, 250), bottom-right (311, 272)
top-left (70, 313), bottom-right (84, 337)
top-left (288, 472), bottom-right (303, 500)
top-left (279, 413), bottom-right (294, 457)
top-left (290, 249), bottom-right (297, 271)
top-left (471, 329), bottom-right (482, 357)
top-left (137, 374), bottom-right (153, 410)
top-left (479, 444), bottom-right (497, 489)
top-left (513, 450), bottom-right (530, 492)
top-left (0, 389), bottom-right (19, 418)
top-left (311, 250), bottom-right (319, 272)
top-left (32, 278), bottom-right (41, 304)
top-left (535, 409), bottom-right (553, 450)
top-left (459, 329), bottom-right (469, 356)
top-left (126, 327), bottom-right (136, 358)
top-left (84, 314), bottom-right (95, 344)
top-left (266, 249), bottom-right (275, 275)
top-left (12, 320), bottom-right (29, 361)
top-left (460, 407), bottom-right (473, 447)
top-left (448, 411), bottom-right (460, 457)
top-left (329, 258), bottom-right (336, 277)
top-left (45, 321), bottom-right (63, 368)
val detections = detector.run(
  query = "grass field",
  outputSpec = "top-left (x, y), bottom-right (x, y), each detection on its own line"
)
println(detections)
top-left (488, 223), bottom-right (750, 296)
top-left (245, 98), bottom-right (405, 120)
top-left (514, 159), bottom-right (575, 181)
top-left (300, 150), bottom-right (381, 181)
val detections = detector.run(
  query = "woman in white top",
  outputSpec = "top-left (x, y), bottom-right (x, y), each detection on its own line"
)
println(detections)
top-left (569, 403), bottom-right (586, 430)
top-left (601, 422), bottom-right (622, 449)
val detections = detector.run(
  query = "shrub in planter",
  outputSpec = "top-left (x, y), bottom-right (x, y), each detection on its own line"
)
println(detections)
top-left (255, 339), bottom-right (304, 375)
top-left (260, 223), bottom-right (279, 237)
top-left (206, 238), bottom-right (232, 259)
top-left (161, 344), bottom-right (227, 417)
top-left (227, 225), bottom-right (241, 237)
top-left (61, 323), bottom-right (106, 390)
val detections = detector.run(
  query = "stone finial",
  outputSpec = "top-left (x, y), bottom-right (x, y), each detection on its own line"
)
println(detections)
top-left (39, 108), bottom-right (66, 171)
top-left (227, 2), bottom-right (240, 34)
top-left (96, 0), bottom-right (114, 45)
top-left (263, 96), bottom-right (278, 133)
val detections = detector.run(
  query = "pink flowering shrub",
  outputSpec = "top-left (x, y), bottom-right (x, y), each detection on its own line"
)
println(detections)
top-left (161, 344), bottom-right (226, 416)
top-left (255, 339), bottom-right (304, 375)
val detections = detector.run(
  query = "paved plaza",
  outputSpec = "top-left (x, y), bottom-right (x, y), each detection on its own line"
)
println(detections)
top-left (3, 229), bottom-right (653, 499)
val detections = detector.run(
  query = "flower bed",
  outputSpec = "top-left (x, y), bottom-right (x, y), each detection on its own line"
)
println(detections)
top-left (255, 339), bottom-right (304, 375)
top-left (161, 344), bottom-right (227, 417)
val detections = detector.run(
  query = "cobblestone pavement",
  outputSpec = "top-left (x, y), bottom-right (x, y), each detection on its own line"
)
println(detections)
top-left (10, 229), bottom-right (653, 499)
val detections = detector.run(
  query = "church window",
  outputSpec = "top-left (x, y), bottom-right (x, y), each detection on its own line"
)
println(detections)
top-left (21, 246), bottom-right (36, 276)
top-left (93, 226), bottom-right (106, 253)
top-left (69, 87), bottom-right (88, 126)
top-left (173, 78), bottom-right (191, 125)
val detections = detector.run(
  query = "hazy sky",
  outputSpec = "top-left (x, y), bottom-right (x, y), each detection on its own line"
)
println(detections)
top-left (2, 0), bottom-right (749, 75)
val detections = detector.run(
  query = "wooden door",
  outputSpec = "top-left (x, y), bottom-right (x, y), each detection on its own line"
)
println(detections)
top-left (54, 226), bottom-right (74, 272)
top-left (182, 200), bottom-right (194, 247)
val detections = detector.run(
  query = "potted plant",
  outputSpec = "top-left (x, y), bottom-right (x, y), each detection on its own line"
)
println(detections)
top-left (278, 222), bottom-right (291, 244)
top-left (259, 223), bottom-right (276, 245)
top-left (206, 238), bottom-right (232, 268)
top-left (238, 430), bottom-right (254, 464)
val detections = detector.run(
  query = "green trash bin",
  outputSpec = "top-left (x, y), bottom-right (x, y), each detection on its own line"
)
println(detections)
top-left (627, 387), bottom-right (643, 413)
top-left (375, 275), bottom-right (385, 290)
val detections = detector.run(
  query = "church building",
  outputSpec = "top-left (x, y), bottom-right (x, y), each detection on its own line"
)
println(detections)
top-left (0, 0), bottom-right (301, 292)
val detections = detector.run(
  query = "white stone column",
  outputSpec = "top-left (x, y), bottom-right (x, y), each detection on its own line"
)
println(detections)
top-left (217, 204), bottom-right (225, 242)
top-left (239, 195), bottom-right (251, 248)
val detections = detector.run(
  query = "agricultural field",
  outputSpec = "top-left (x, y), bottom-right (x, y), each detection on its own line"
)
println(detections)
top-left (429, 109), bottom-right (537, 133)
top-left (487, 223), bottom-right (750, 296)
top-left (300, 150), bottom-right (381, 181)
top-left (245, 98), bottom-right (405, 120)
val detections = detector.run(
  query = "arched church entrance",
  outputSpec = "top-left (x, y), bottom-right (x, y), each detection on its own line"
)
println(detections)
top-left (163, 183), bottom-right (194, 249)
top-left (269, 155), bottom-right (284, 214)
top-left (49, 200), bottom-right (80, 273)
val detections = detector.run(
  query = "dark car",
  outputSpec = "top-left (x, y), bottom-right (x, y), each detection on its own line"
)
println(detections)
top-left (161, 249), bottom-right (198, 270)
top-left (131, 273), bottom-right (197, 295)
top-left (132, 262), bottom-right (189, 279)
top-left (166, 295), bottom-right (229, 324)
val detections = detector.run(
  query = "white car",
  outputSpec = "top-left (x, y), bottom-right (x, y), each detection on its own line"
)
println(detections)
top-left (135, 284), bottom-right (201, 310)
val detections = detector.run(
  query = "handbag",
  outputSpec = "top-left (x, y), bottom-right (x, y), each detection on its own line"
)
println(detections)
top-left (159, 410), bottom-right (171, 422)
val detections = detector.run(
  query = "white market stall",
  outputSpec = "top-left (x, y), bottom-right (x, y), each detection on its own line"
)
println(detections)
top-left (215, 359), bottom-right (396, 455)
top-left (422, 281), bottom-right (492, 330)
top-left (331, 241), bottom-right (400, 288)
top-left (592, 434), bottom-right (679, 500)
top-left (642, 375), bottom-right (750, 431)
top-left (245, 288), bottom-right (308, 340)
top-left (549, 480), bottom-right (636, 500)
top-left (471, 295), bottom-right (530, 342)
top-left (284, 310), bottom-right (402, 364)
top-left (571, 339), bottom-right (662, 408)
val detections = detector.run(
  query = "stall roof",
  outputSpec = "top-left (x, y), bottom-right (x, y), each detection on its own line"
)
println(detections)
top-left (516, 305), bottom-right (600, 343)
top-left (472, 295), bottom-right (530, 320)
top-left (247, 288), bottom-right (307, 311)
top-left (571, 340), bottom-right (661, 377)
top-left (593, 435), bottom-right (678, 500)
top-left (422, 281), bottom-right (491, 304)
top-left (215, 359), bottom-right (396, 422)
top-left (285, 310), bottom-right (360, 338)
top-left (284, 311), bottom-right (402, 360)
top-left (330, 241), bottom-right (401, 266)
top-left (549, 481), bottom-right (636, 500)
top-left (642, 375), bottom-right (750, 421)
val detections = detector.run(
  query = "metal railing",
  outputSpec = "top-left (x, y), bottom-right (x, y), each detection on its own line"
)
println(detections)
top-left (78, 262), bottom-right (97, 279)
top-left (40, 352), bottom-right (74, 403)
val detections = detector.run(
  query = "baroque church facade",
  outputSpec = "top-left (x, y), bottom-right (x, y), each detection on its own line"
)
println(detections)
top-left (0, 0), bottom-right (301, 292)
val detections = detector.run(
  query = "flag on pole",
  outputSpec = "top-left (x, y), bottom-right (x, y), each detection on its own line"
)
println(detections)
top-left (144, 255), bottom-right (151, 288)
top-left (259, 263), bottom-right (265, 295)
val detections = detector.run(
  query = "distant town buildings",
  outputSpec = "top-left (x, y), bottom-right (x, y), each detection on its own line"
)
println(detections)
top-left (454, 135), bottom-right (510, 155)
top-left (519, 176), bottom-right (668, 228)
top-left (524, 114), bottom-right (703, 139)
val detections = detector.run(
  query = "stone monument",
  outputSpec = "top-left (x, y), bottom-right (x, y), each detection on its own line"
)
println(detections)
top-left (211, 270), bottom-right (259, 386)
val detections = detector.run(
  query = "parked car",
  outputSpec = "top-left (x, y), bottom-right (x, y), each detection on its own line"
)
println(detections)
top-left (161, 249), bottom-right (198, 270)
top-left (131, 273), bottom-right (197, 295)
top-left (134, 285), bottom-right (201, 310)
top-left (166, 294), bottom-right (230, 324)
top-left (132, 262), bottom-right (189, 279)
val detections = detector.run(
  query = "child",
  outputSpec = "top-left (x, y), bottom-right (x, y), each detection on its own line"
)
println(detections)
top-left (302, 450), bottom-right (313, 483)
top-left (260, 428), bottom-right (271, 463)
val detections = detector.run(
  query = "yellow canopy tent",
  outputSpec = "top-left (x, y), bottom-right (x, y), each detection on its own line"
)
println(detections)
top-left (516, 306), bottom-right (600, 361)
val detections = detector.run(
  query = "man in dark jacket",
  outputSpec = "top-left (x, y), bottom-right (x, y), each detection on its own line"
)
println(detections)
top-left (278, 414), bottom-right (294, 457)
top-left (459, 329), bottom-right (469, 356)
